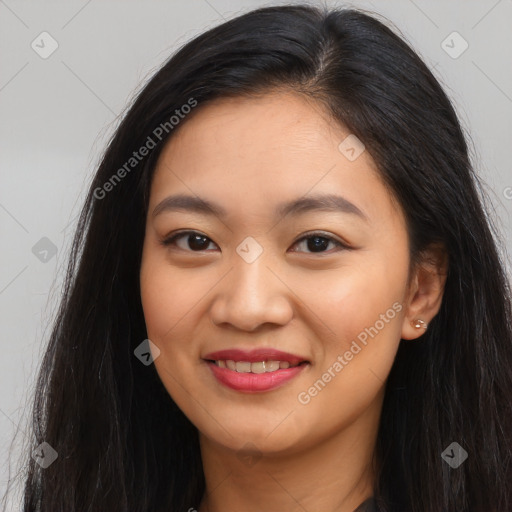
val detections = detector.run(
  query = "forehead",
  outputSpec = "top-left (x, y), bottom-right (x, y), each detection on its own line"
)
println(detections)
top-left (159, 91), bottom-right (350, 167)
top-left (150, 91), bottom-right (400, 225)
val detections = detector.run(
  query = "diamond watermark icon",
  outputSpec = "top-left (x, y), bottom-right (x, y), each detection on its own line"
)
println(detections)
top-left (134, 339), bottom-right (161, 366)
top-left (236, 442), bottom-right (262, 468)
top-left (338, 134), bottom-right (365, 162)
top-left (32, 441), bottom-right (58, 469)
top-left (32, 237), bottom-right (57, 263)
top-left (441, 32), bottom-right (468, 59)
top-left (31, 31), bottom-right (59, 59)
top-left (236, 236), bottom-right (263, 264)
top-left (441, 441), bottom-right (468, 468)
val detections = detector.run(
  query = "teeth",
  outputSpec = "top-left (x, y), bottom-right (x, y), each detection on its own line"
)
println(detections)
top-left (267, 361), bottom-right (281, 371)
top-left (215, 360), bottom-right (299, 373)
top-left (235, 361), bottom-right (251, 373)
top-left (250, 361), bottom-right (267, 374)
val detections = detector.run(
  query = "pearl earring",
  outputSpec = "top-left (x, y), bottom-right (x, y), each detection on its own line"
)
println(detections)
top-left (412, 319), bottom-right (428, 329)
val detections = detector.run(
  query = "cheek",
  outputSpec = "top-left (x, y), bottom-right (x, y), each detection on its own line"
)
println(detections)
top-left (140, 264), bottom-right (174, 343)
top-left (296, 257), bottom-right (406, 344)
top-left (139, 254), bottom-right (206, 410)
top-left (292, 276), bottom-right (403, 436)
top-left (292, 250), bottom-right (408, 406)
top-left (140, 250), bottom-right (206, 345)
top-left (139, 250), bottom-right (216, 397)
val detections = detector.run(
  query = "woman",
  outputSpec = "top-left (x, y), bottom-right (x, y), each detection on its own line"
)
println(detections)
top-left (8, 4), bottom-right (512, 511)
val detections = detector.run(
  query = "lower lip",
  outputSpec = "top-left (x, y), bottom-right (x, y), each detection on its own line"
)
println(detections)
top-left (206, 361), bottom-right (308, 392)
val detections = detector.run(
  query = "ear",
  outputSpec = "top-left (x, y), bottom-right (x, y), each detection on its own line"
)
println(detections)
top-left (401, 243), bottom-right (448, 340)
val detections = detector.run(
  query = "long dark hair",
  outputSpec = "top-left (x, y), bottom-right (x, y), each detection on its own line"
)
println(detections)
top-left (5, 4), bottom-right (511, 511)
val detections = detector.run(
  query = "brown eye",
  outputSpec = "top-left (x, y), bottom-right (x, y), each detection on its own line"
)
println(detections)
top-left (289, 232), bottom-right (346, 254)
top-left (161, 231), bottom-right (218, 252)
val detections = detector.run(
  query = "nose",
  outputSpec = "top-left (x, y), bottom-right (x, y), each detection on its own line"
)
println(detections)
top-left (209, 251), bottom-right (294, 332)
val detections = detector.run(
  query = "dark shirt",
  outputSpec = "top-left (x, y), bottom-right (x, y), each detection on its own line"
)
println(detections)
top-left (353, 496), bottom-right (377, 512)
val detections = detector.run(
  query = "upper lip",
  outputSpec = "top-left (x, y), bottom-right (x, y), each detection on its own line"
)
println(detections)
top-left (203, 348), bottom-right (309, 366)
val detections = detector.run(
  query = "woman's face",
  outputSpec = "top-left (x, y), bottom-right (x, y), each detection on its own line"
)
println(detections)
top-left (140, 91), bottom-right (417, 455)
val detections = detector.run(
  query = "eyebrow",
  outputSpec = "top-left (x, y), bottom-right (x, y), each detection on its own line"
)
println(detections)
top-left (152, 192), bottom-right (368, 222)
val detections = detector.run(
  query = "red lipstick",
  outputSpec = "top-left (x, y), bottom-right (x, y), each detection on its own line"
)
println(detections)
top-left (203, 348), bottom-right (309, 393)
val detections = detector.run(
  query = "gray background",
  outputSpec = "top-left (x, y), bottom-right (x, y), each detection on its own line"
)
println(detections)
top-left (1, 0), bottom-right (511, 508)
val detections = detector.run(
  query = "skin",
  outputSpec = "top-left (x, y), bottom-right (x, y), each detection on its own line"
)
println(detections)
top-left (139, 91), bottom-right (447, 512)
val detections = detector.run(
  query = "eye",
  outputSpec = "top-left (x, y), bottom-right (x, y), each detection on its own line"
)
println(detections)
top-left (289, 231), bottom-right (348, 254)
top-left (160, 230), bottom-right (218, 252)
top-left (161, 230), bottom-right (348, 254)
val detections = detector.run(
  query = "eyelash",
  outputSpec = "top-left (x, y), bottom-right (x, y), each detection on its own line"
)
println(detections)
top-left (160, 230), bottom-right (349, 254)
